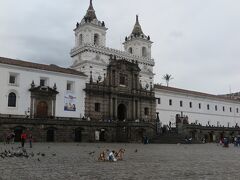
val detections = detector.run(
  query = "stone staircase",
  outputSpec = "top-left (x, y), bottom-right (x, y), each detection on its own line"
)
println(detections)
top-left (151, 133), bottom-right (186, 144)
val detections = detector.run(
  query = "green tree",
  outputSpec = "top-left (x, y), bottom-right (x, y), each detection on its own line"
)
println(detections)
top-left (163, 74), bottom-right (173, 87)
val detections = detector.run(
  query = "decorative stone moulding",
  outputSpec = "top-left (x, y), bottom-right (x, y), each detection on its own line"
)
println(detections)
top-left (70, 43), bottom-right (155, 66)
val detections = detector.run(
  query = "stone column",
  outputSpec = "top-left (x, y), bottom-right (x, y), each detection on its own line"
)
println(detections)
top-left (114, 98), bottom-right (118, 120)
top-left (30, 96), bottom-right (34, 118)
top-left (132, 98), bottom-right (135, 121)
top-left (135, 100), bottom-right (138, 119)
top-left (109, 96), bottom-right (113, 120)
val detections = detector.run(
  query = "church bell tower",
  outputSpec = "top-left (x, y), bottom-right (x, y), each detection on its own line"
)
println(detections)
top-left (123, 15), bottom-right (152, 59)
top-left (70, 0), bottom-right (108, 83)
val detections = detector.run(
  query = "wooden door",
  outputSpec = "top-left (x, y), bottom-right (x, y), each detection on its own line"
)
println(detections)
top-left (37, 101), bottom-right (48, 118)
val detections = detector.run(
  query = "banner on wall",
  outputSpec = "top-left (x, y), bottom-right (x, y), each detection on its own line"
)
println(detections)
top-left (64, 93), bottom-right (77, 111)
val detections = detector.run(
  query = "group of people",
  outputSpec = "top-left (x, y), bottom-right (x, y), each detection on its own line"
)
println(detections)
top-left (98, 148), bottom-right (125, 162)
top-left (4, 130), bottom-right (33, 148)
top-left (20, 131), bottom-right (33, 148)
top-left (219, 138), bottom-right (229, 147)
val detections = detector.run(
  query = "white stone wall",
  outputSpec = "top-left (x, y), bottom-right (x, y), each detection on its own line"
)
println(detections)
top-left (75, 24), bottom-right (107, 47)
top-left (0, 64), bottom-right (87, 118)
top-left (71, 51), bottom-right (109, 83)
top-left (123, 39), bottom-right (152, 58)
top-left (155, 89), bottom-right (240, 127)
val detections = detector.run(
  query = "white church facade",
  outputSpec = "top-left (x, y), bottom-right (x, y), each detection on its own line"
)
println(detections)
top-left (0, 0), bottom-right (239, 131)
top-left (0, 57), bottom-right (87, 119)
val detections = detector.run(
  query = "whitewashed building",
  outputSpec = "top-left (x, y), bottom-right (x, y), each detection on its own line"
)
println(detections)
top-left (155, 85), bottom-right (240, 127)
top-left (0, 57), bottom-right (87, 118)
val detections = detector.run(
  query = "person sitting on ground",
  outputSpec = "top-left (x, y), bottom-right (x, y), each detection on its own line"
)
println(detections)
top-left (98, 151), bottom-right (106, 161)
top-left (108, 150), bottom-right (117, 162)
top-left (115, 148), bottom-right (125, 160)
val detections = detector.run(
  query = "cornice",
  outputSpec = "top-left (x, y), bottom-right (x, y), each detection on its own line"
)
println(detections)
top-left (70, 44), bottom-right (155, 67)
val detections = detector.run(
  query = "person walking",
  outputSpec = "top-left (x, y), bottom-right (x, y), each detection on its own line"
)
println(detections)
top-left (20, 131), bottom-right (27, 148)
top-left (11, 131), bottom-right (15, 144)
top-left (28, 133), bottom-right (33, 148)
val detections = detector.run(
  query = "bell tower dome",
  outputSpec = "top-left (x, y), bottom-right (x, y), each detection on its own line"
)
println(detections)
top-left (123, 15), bottom-right (152, 59)
top-left (73, 0), bottom-right (107, 47)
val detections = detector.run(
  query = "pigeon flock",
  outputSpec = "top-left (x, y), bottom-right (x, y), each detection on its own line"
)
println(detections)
top-left (0, 146), bottom-right (56, 161)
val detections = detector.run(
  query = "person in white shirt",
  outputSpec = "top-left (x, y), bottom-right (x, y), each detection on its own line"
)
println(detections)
top-left (108, 150), bottom-right (117, 162)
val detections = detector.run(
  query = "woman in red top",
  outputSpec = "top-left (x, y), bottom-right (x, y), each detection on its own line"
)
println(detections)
top-left (21, 132), bottom-right (27, 148)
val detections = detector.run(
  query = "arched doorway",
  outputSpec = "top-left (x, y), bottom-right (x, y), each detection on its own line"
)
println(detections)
top-left (99, 129), bottom-right (106, 141)
top-left (37, 101), bottom-right (48, 118)
top-left (118, 104), bottom-right (127, 121)
top-left (209, 132), bottom-right (214, 142)
top-left (46, 129), bottom-right (55, 142)
top-left (75, 128), bottom-right (82, 142)
top-left (14, 126), bottom-right (25, 142)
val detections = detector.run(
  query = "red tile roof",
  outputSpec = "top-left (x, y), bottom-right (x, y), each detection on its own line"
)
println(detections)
top-left (154, 84), bottom-right (240, 103)
top-left (0, 56), bottom-right (87, 77)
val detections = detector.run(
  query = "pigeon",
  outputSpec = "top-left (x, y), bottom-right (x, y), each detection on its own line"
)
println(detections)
top-left (41, 153), bottom-right (45, 157)
top-left (37, 152), bottom-right (40, 156)
top-left (37, 158), bottom-right (40, 161)
top-left (52, 153), bottom-right (56, 156)
top-left (88, 151), bottom-right (95, 155)
top-left (134, 149), bottom-right (138, 153)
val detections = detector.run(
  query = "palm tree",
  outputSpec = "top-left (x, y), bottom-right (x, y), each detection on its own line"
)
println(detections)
top-left (163, 74), bottom-right (173, 87)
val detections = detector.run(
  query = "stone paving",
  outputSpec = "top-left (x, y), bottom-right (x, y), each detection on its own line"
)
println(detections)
top-left (0, 142), bottom-right (240, 180)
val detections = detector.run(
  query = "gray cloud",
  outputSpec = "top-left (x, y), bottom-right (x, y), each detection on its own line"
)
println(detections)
top-left (0, 0), bottom-right (240, 94)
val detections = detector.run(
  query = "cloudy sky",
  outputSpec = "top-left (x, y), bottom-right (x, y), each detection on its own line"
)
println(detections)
top-left (0, 0), bottom-right (240, 95)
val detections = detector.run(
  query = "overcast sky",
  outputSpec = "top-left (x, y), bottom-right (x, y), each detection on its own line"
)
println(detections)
top-left (0, 0), bottom-right (240, 95)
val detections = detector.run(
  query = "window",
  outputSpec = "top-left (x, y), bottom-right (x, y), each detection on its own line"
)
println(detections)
top-left (40, 77), bottom-right (48, 86)
top-left (40, 79), bottom-right (45, 86)
top-left (215, 105), bottom-right (218, 111)
top-left (180, 101), bottom-right (183, 107)
top-left (79, 34), bottom-right (83, 45)
top-left (230, 107), bottom-right (232, 112)
top-left (94, 33), bottom-right (99, 45)
top-left (156, 98), bottom-right (161, 104)
top-left (8, 92), bottom-right (16, 107)
top-left (189, 102), bottom-right (192, 108)
top-left (66, 81), bottom-right (74, 91)
top-left (119, 74), bottom-right (126, 85)
top-left (144, 108), bottom-right (149, 116)
top-left (95, 103), bottom-right (100, 112)
top-left (169, 99), bottom-right (172, 106)
top-left (223, 106), bottom-right (225, 112)
top-left (142, 47), bottom-right (147, 57)
top-left (128, 47), bottom-right (133, 54)
top-left (207, 104), bottom-right (210, 110)
top-left (199, 103), bottom-right (201, 109)
top-left (9, 73), bottom-right (18, 85)
top-left (9, 75), bottom-right (16, 84)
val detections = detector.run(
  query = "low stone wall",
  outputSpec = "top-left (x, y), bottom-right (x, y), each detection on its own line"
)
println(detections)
top-left (181, 124), bottom-right (240, 142)
top-left (0, 117), bottom-right (156, 143)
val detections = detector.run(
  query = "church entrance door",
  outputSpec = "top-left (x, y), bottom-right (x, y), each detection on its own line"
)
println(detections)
top-left (37, 101), bottom-right (48, 118)
top-left (118, 104), bottom-right (127, 121)
top-left (75, 129), bottom-right (82, 142)
top-left (47, 129), bottom-right (55, 142)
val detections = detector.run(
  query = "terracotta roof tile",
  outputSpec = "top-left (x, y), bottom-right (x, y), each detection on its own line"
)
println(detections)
top-left (154, 84), bottom-right (240, 103)
top-left (0, 56), bottom-right (87, 77)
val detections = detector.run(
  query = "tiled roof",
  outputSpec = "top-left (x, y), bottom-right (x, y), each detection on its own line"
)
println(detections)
top-left (154, 84), bottom-right (240, 103)
top-left (0, 56), bottom-right (87, 77)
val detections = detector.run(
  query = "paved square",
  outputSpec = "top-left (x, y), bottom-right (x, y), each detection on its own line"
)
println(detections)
top-left (0, 143), bottom-right (239, 180)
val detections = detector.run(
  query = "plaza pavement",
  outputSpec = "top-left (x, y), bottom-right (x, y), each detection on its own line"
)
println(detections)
top-left (0, 142), bottom-right (239, 180)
